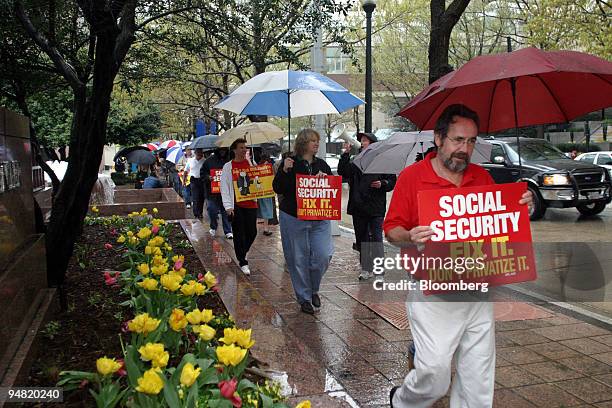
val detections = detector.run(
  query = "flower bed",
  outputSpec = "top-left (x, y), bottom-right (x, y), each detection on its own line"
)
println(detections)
top-left (25, 208), bottom-right (309, 408)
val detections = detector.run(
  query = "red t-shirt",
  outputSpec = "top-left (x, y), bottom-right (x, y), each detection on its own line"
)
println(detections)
top-left (383, 152), bottom-right (495, 235)
top-left (231, 159), bottom-right (258, 209)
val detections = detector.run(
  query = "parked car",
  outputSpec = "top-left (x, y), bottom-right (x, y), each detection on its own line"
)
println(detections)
top-left (481, 137), bottom-right (612, 220)
top-left (575, 151), bottom-right (612, 177)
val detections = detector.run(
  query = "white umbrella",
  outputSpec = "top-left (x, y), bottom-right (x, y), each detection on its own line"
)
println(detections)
top-left (159, 140), bottom-right (180, 149)
top-left (215, 122), bottom-right (285, 148)
top-left (165, 146), bottom-right (184, 164)
top-left (214, 70), bottom-right (364, 149)
top-left (353, 131), bottom-right (492, 174)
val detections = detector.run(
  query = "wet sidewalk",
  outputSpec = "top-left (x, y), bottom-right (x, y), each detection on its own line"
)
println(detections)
top-left (181, 219), bottom-right (612, 408)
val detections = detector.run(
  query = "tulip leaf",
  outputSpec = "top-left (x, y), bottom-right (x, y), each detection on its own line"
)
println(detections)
top-left (199, 367), bottom-right (219, 384)
top-left (185, 382), bottom-right (199, 408)
top-left (260, 393), bottom-right (274, 408)
top-left (162, 375), bottom-right (180, 408)
top-left (124, 345), bottom-right (142, 388)
top-left (195, 358), bottom-right (213, 370)
top-left (237, 378), bottom-right (256, 392)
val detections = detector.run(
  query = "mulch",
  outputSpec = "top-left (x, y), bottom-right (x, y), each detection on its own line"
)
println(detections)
top-left (23, 222), bottom-right (227, 407)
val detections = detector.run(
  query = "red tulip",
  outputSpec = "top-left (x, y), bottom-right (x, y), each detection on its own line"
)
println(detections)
top-left (218, 378), bottom-right (241, 407)
top-left (110, 228), bottom-right (117, 236)
top-left (103, 271), bottom-right (119, 286)
top-left (197, 273), bottom-right (204, 282)
top-left (174, 259), bottom-right (184, 271)
top-left (151, 225), bottom-right (160, 235)
top-left (79, 379), bottom-right (89, 389)
top-left (116, 359), bottom-right (127, 377)
top-left (104, 243), bottom-right (113, 250)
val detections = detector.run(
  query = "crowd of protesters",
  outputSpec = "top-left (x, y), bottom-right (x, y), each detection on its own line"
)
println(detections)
top-left (131, 103), bottom-right (534, 408)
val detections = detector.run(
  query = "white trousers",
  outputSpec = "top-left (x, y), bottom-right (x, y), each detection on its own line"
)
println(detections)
top-left (392, 289), bottom-right (495, 408)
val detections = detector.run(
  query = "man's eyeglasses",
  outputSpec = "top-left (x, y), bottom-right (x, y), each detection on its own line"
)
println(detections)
top-left (447, 136), bottom-right (478, 146)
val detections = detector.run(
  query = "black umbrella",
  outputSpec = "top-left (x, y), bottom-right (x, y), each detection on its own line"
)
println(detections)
top-left (113, 146), bottom-right (151, 162)
top-left (114, 146), bottom-right (156, 165)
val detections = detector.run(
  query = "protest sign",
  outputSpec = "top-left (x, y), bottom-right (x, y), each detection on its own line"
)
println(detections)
top-left (416, 182), bottom-right (536, 293)
top-left (232, 164), bottom-right (275, 202)
top-left (296, 175), bottom-right (342, 220)
top-left (210, 169), bottom-right (222, 194)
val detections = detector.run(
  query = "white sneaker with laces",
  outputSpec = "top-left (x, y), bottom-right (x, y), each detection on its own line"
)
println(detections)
top-left (209, 229), bottom-right (216, 237)
top-left (225, 233), bottom-right (233, 239)
top-left (241, 265), bottom-right (251, 276)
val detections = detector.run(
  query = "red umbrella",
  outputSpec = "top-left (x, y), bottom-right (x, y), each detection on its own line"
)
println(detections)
top-left (398, 47), bottom-right (612, 133)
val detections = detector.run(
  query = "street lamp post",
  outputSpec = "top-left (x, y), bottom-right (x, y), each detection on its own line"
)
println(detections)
top-left (361, 0), bottom-right (376, 133)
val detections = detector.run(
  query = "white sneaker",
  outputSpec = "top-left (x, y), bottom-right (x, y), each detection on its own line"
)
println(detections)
top-left (241, 265), bottom-right (251, 276)
top-left (209, 229), bottom-right (216, 237)
top-left (358, 270), bottom-right (372, 281)
top-left (225, 233), bottom-right (233, 239)
top-left (186, 204), bottom-right (191, 209)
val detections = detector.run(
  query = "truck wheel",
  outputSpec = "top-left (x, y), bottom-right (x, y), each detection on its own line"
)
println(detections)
top-left (577, 202), bottom-right (607, 217)
top-left (529, 186), bottom-right (547, 220)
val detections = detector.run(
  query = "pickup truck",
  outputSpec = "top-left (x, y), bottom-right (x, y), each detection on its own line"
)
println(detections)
top-left (481, 137), bottom-right (612, 220)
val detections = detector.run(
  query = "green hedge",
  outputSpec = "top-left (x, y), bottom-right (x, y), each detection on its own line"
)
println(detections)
top-left (555, 143), bottom-right (601, 153)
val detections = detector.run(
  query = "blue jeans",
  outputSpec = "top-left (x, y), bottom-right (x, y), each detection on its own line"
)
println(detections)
top-left (279, 211), bottom-right (334, 305)
top-left (207, 196), bottom-right (232, 234)
top-left (183, 184), bottom-right (192, 205)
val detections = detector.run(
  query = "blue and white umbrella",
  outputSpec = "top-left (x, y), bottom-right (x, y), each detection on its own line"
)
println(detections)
top-left (165, 146), bottom-right (184, 164)
top-left (214, 70), bottom-right (365, 148)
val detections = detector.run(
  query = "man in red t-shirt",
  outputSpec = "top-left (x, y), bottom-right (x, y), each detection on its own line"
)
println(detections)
top-left (385, 104), bottom-right (532, 408)
top-left (221, 138), bottom-right (258, 276)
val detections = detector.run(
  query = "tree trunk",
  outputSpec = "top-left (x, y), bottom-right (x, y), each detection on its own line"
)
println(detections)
top-left (45, 33), bottom-right (116, 286)
top-left (428, 0), bottom-right (472, 84)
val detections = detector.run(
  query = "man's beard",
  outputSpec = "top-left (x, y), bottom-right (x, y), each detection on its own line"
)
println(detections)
top-left (442, 151), bottom-right (470, 173)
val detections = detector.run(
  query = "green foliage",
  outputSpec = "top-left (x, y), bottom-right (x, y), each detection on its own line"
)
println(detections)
top-left (555, 143), bottom-right (602, 153)
top-left (42, 321), bottom-right (62, 340)
top-left (28, 88), bottom-right (73, 148)
top-left (106, 98), bottom-right (162, 146)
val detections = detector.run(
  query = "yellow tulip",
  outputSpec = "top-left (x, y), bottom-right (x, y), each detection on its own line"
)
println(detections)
top-left (116, 235), bottom-right (126, 244)
top-left (137, 263), bottom-right (150, 275)
top-left (128, 313), bottom-right (160, 335)
top-left (127, 231), bottom-right (134, 237)
top-left (172, 255), bottom-right (184, 263)
top-left (137, 227), bottom-right (152, 240)
top-left (151, 264), bottom-right (169, 276)
top-left (179, 363), bottom-right (201, 387)
top-left (129, 236), bottom-right (138, 245)
top-left (160, 273), bottom-right (181, 291)
top-left (138, 343), bottom-right (169, 368)
top-left (216, 344), bottom-right (247, 366)
top-left (203, 271), bottom-right (217, 288)
top-left (153, 208), bottom-right (159, 214)
top-left (91, 206), bottom-right (99, 213)
top-left (186, 309), bottom-right (203, 325)
top-left (220, 327), bottom-right (255, 349)
top-left (196, 324), bottom-right (216, 341)
top-left (135, 368), bottom-right (164, 395)
top-left (295, 401), bottom-right (311, 408)
top-left (96, 357), bottom-right (122, 376)
top-left (180, 281), bottom-right (197, 296)
top-left (145, 246), bottom-right (153, 255)
top-left (152, 255), bottom-right (167, 266)
top-left (137, 278), bottom-right (158, 291)
top-left (194, 282), bottom-right (206, 295)
top-left (200, 308), bottom-right (214, 324)
top-left (169, 308), bottom-right (188, 332)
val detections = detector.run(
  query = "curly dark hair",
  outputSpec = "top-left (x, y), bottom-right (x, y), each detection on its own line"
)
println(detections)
top-left (434, 104), bottom-right (480, 139)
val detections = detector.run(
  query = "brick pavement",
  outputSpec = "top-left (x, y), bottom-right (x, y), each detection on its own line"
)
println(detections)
top-left (182, 218), bottom-right (612, 407)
